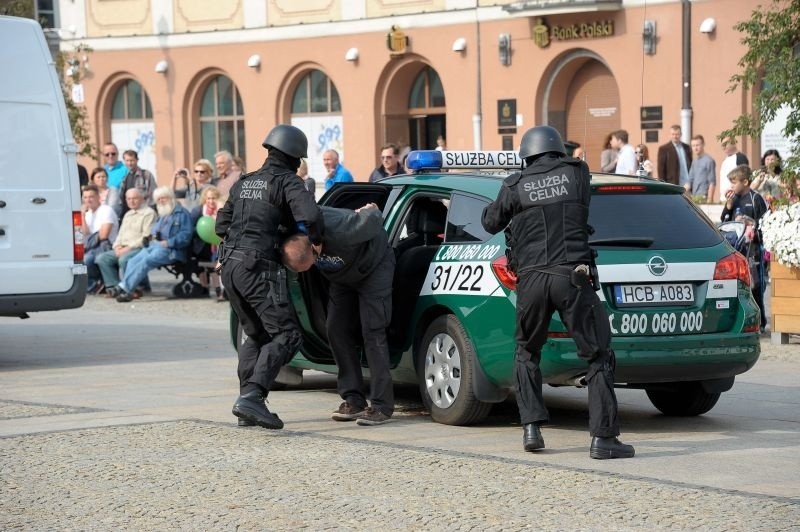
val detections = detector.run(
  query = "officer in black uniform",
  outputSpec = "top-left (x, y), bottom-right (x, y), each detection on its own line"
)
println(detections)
top-left (215, 124), bottom-right (323, 430)
top-left (481, 125), bottom-right (634, 459)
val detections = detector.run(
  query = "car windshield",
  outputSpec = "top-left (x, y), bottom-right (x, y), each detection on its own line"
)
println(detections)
top-left (588, 193), bottom-right (722, 249)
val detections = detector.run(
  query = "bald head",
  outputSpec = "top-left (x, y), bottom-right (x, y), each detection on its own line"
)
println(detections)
top-left (281, 234), bottom-right (316, 272)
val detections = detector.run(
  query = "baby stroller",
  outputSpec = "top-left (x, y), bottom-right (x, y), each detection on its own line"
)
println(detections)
top-left (718, 220), bottom-right (752, 257)
top-left (718, 219), bottom-right (765, 315)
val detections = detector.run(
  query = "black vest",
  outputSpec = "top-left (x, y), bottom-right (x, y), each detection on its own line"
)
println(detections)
top-left (506, 155), bottom-right (592, 269)
top-left (224, 167), bottom-right (291, 261)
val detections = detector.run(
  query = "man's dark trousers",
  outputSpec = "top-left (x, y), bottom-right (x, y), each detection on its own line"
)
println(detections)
top-left (325, 250), bottom-right (395, 416)
top-left (514, 269), bottom-right (619, 438)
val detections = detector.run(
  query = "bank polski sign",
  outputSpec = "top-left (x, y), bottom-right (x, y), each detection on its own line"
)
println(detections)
top-left (532, 17), bottom-right (614, 49)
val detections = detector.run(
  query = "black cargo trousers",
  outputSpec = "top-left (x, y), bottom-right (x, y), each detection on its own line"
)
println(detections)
top-left (325, 249), bottom-right (395, 416)
top-left (222, 251), bottom-right (302, 396)
top-left (514, 266), bottom-right (620, 438)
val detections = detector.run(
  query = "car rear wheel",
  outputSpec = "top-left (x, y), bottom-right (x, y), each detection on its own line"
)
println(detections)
top-left (645, 382), bottom-right (721, 416)
top-left (417, 315), bottom-right (492, 425)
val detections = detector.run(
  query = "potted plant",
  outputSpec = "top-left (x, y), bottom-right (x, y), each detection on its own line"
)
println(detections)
top-left (761, 198), bottom-right (800, 338)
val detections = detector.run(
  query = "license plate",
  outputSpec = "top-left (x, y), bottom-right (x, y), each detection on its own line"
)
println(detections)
top-left (613, 283), bottom-right (695, 307)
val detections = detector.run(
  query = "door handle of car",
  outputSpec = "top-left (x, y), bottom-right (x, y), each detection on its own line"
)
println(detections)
top-left (31, 197), bottom-right (46, 204)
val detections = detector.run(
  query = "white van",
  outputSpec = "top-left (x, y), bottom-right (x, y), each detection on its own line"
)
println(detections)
top-left (0, 16), bottom-right (87, 318)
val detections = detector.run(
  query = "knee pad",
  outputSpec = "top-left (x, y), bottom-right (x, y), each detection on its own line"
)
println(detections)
top-left (243, 335), bottom-right (261, 350)
top-left (586, 349), bottom-right (616, 382)
top-left (286, 328), bottom-right (302, 353)
top-left (276, 329), bottom-right (302, 365)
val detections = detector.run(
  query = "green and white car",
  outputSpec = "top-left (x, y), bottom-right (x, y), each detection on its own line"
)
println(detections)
top-left (230, 150), bottom-right (761, 426)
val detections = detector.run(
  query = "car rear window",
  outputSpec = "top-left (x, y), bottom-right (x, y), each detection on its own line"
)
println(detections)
top-left (589, 193), bottom-right (723, 249)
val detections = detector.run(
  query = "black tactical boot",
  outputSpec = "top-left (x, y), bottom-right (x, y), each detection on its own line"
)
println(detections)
top-left (523, 423), bottom-right (545, 452)
top-left (237, 418), bottom-right (255, 427)
top-left (232, 390), bottom-right (283, 430)
top-left (589, 437), bottom-right (635, 459)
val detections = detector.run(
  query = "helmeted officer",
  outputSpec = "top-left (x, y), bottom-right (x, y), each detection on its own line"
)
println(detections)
top-left (215, 124), bottom-right (323, 430)
top-left (481, 125), bottom-right (634, 459)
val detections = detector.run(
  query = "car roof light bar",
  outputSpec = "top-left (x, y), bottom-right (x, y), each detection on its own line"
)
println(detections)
top-left (406, 150), bottom-right (522, 172)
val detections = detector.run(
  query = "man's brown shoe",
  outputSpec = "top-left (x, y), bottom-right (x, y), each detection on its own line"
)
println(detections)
top-left (356, 407), bottom-right (391, 426)
top-left (331, 401), bottom-right (366, 421)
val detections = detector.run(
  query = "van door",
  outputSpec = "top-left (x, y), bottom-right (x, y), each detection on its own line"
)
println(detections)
top-left (0, 17), bottom-right (85, 314)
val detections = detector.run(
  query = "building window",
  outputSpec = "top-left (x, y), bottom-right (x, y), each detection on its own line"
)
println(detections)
top-left (199, 75), bottom-right (245, 162)
top-left (36, 0), bottom-right (57, 28)
top-left (292, 70), bottom-right (341, 114)
top-left (109, 79), bottom-right (156, 175)
top-left (409, 67), bottom-right (445, 110)
top-left (111, 80), bottom-right (153, 120)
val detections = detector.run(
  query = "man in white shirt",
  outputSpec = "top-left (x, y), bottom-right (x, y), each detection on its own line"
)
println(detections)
top-left (612, 129), bottom-right (637, 175)
top-left (82, 184), bottom-right (120, 293)
top-left (718, 138), bottom-right (750, 202)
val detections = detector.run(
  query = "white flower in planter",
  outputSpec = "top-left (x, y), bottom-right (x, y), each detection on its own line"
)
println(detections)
top-left (761, 202), bottom-right (800, 268)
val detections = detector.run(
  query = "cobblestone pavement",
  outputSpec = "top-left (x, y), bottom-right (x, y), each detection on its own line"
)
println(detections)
top-left (1, 420), bottom-right (798, 530)
top-left (1, 272), bottom-right (798, 530)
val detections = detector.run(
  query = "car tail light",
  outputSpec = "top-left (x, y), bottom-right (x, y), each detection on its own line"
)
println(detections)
top-left (713, 252), bottom-right (751, 286)
top-left (491, 255), bottom-right (517, 290)
top-left (73, 211), bottom-right (84, 262)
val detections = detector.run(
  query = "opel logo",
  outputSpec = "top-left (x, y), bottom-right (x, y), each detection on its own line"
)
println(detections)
top-left (647, 256), bottom-right (668, 276)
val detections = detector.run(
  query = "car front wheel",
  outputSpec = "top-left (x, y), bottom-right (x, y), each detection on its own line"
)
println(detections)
top-left (417, 315), bottom-right (492, 425)
top-left (645, 382), bottom-right (721, 416)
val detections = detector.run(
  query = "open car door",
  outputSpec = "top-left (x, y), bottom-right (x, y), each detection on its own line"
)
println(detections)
top-left (292, 183), bottom-right (397, 364)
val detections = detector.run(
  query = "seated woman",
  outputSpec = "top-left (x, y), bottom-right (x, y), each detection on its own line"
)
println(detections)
top-left (90, 166), bottom-right (121, 216)
top-left (172, 167), bottom-right (197, 209)
top-left (191, 185), bottom-right (224, 300)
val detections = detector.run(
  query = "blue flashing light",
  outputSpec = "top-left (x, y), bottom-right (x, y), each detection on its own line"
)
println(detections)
top-left (406, 150), bottom-right (443, 171)
top-left (406, 150), bottom-right (522, 172)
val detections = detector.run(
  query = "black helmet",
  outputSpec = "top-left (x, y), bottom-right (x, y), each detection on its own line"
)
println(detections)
top-left (262, 124), bottom-right (308, 158)
top-left (519, 125), bottom-right (566, 160)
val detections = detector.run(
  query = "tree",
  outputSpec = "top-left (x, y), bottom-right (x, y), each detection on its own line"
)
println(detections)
top-left (55, 44), bottom-right (96, 157)
top-left (720, 0), bottom-right (800, 189)
top-left (0, 0), bottom-right (34, 19)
